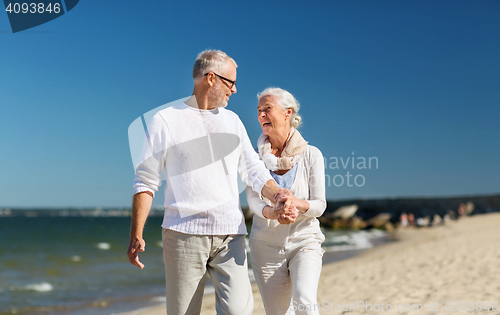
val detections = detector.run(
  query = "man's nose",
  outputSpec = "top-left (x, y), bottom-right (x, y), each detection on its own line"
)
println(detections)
top-left (231, 84), bottom-right (237, 94)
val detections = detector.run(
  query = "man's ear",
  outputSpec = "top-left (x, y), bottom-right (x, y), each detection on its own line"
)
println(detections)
top-left (205, 72), bottom-right (215, 87)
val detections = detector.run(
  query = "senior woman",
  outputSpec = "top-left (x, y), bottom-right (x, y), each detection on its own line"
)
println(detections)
top-left (245, 87), bottom-right (326, 315)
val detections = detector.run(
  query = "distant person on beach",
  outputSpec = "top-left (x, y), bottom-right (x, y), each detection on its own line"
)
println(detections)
top-left (245, 87), bottom-right (327, 315)
top-left (127, 50), bottom-right (299, 315)
top-left (408, 212), bottom-right (415, 226)
top-left (458, 203), bottom-right (467, 217)
top-left (400, 212), bottom-right (409, 227)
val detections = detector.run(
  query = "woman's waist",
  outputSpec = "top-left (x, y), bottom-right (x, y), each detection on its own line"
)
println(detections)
top-left (250, 216), bottom-right (323, 242)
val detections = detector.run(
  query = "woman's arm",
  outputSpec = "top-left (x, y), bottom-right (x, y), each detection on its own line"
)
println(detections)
top-left (245, 186), bottom-right (268, 219)
top-left (303, 146), bottom-right (327, 217)
top-left (274, 146), bottom-right (326, 217)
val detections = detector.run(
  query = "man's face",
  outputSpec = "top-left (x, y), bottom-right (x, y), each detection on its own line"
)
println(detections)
top-left (207, 61), bottom-right (237, 108)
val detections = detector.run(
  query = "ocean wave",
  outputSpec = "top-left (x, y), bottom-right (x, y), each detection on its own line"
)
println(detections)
top-left (324, 243), bottom-right (372, 252)
top-left (322, 228), bottom-right (386, 252)
top-left (97, 242), bottom-right (111, 250)
top-left (151, 296), bottom-right (166, 302)
top-left (10, 282), bottom-right (54, 292)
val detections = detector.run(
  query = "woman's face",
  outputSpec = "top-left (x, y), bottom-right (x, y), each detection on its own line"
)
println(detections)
top-left (257, 95), bottom-right (291, 136)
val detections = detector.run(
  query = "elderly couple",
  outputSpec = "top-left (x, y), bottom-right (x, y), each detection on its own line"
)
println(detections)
top-left (128, 50), bottom-right (326, 315)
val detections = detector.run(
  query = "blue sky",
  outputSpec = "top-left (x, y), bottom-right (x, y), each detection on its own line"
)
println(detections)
top-left (1, 0), bottom-right (499, 208)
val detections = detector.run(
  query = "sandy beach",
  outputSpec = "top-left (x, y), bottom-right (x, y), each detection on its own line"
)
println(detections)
top-left (121, 213), bottom-right (500, 315)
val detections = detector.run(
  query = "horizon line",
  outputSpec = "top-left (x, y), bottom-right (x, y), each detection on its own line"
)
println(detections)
top-left (2, 192), bottom-right (499, 210)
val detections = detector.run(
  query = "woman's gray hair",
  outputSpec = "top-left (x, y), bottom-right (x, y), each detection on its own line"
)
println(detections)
top-left (257, 87), bottom-right (302, 128)
top-left (192, 50), bottom-right (237, 80)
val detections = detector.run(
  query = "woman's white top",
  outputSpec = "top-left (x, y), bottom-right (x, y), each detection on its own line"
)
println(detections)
top-left (245, 145), bottom-right (327, 245)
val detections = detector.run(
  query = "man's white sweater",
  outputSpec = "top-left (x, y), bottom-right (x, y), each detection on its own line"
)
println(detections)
top-left (133, 101), bottom-right (273, 235)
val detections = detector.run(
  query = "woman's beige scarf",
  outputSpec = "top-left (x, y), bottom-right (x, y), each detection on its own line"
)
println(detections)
top-left (257, 127), bottom-right (308, 171)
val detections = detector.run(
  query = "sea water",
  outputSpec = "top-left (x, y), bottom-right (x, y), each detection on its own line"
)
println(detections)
top-left (0, 211), bottom-right (388, 315)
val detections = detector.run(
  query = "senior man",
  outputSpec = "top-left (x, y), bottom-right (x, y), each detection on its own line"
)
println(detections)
top-left (127, 50), bottom-right (298, 315)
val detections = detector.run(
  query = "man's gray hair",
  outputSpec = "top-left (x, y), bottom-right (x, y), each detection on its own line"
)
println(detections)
top-left (257, 87), bottom-right (302, 128)
top-left (192, 50), bottom-right (237, 80)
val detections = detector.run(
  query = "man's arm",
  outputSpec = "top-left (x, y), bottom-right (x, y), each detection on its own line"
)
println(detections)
top-left (235, 118), bottom-right (297, 223)
top-left (127, 191), bottom-right (153, 269)
top-left (261, 179), bottom-right (280, 201)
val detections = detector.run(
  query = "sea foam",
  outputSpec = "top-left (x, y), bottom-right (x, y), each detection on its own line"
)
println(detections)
top-left (10, 282), bottom-right (54, 292)
top-left (97, 242), bottom-right (111, 250)
top-left (322, 229), bottom-right (386, 252)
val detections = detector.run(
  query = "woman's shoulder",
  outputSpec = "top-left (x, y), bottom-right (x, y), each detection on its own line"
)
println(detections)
top-left (299, 145), bottom-right (324, 169)
top-left (305, 144), bottom-right (324, 158)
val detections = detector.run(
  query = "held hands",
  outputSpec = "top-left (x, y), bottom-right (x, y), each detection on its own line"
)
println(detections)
top-left (263, 189), bottom-right (299, 224)
top-left (127, 237), bottom-right (146, 269)
top-left (276, 198), bottom-right (298, 224)
top-left (274, 188), bottom-right (300, 208)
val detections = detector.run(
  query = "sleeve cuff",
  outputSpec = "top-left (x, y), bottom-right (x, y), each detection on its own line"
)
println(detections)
top-left (252, 176), bottom-right (269, 199)
top-left (133, 186), bottom-right (156, 197)
top-left (302, 200), bottom-right (326, 218)
top-left (255, 204), bottom-right (267, 219)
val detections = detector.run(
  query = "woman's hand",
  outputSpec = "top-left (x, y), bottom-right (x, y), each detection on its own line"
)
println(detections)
top-left (263, 198), bottom-right (298, 224)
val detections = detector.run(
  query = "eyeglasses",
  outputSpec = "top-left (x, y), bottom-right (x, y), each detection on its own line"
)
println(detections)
top-left (204, 72), bottom-right (236, 89)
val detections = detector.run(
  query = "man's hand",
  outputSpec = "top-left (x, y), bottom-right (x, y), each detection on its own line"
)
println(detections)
top-left (127, 237), bottom-right (146, 269)
top-left (274, 189), bottom-right (297, 206)
top-left (128, 191), bottom-right (153, 269)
